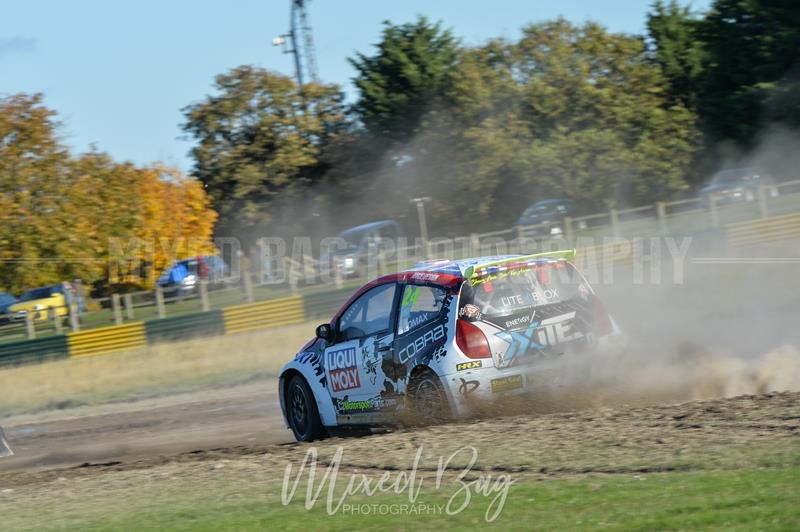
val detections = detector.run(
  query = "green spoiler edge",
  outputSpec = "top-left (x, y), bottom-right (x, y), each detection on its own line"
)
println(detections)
top-left (464, 248), bottom-right (577, 280)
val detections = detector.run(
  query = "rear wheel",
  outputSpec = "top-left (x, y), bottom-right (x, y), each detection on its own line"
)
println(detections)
top-left (286, 375), bottom-right (325, 442)
top-left (408, 370), bottom-right (451, 425)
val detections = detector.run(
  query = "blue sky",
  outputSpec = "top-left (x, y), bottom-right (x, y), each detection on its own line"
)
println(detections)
top-left (1, 0), bottom-right (711, 171)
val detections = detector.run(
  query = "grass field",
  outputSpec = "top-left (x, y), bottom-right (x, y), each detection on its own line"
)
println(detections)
top-left (2, 457), bottom-right (798, 530)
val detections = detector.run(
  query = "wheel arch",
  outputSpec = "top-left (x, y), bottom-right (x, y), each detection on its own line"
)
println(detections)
top-left (278, 361), bottom-right (338, 428)
top-left (408, 363), bottom-right (437, 383)
top-left (406, 363), bottom-right (457, 416)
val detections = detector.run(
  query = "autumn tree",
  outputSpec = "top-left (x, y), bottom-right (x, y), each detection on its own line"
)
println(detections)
top-left (0, 93), bottom-right (74, 291)
top-left (135, 166), bottom-right (217, 284)
top-left (0, 94), bottom-right (217, 293)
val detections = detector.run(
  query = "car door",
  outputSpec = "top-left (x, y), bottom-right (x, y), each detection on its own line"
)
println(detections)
top-left (392, 282), bottom-right (450, 387)
top-left (323, 282), bottom-right (399, 415)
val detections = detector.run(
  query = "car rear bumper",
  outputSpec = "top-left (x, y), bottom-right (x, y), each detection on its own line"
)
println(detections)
top-left (439, 362), bottom-right (559, 418)
top-left (440, 331), bottom-right (625, 418)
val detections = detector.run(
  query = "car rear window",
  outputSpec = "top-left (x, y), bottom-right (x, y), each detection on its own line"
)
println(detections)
top-left (459, 261), bottom-right (583, 319)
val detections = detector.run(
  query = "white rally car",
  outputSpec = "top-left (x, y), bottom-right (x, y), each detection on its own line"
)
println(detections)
top-left (278, 250), bottom-right (622, 441)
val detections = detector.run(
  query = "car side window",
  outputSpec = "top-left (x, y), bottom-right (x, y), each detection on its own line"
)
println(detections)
top-left (396, 285), bottom-right (447, 336)
top-left (338, 283), bottom-right (397, 341)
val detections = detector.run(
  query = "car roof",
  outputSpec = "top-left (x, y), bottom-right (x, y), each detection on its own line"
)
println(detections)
top-left (532, 198), bottom-right (573, 206)
top-left (377, 253), bottom-right (573, 284)
top-left (715, 167), bottom-right (760, 178)
top-left (338, 220), bottom-right (399, 238)
top-left (328, 251), bottom-right (575, 325)
top-left (406, 255), bottom-right (524, 278)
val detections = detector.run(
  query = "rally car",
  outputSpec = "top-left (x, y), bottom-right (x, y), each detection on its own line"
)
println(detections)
top-left (278, 250), bottom-right (622, 442)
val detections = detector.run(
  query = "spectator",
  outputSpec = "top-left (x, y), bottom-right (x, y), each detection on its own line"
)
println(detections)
top-left (61, 281), bottom-right (74, 314)
top-left (72, 278), bottom-right (86, 314)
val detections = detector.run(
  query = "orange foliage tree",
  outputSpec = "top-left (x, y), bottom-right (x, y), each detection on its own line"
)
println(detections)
top-left (0, 93), bottom-right (217, 294)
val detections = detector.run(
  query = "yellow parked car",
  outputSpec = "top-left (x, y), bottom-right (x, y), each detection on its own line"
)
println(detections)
top-left (8, 285), bottom-right (69, 322)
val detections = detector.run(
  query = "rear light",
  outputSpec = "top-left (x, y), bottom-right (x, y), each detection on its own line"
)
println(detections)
top-left (456, 319), bottom-right (492, 359)
top-left (591, 295), bottom-right (613, 336)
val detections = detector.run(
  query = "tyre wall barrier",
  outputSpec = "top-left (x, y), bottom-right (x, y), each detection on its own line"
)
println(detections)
top-left (727, 212), bottom-right (800, 247)
top-left (0, 335), bottom-right (69, 366)
top-left (302, 287), bottom-right (355, 322)
top-left (222, 295), bottom-right (305, 335)
top-left (144, 310), bottom-right (225, 344)
top-left (68, 322), bottom-right (147, 358)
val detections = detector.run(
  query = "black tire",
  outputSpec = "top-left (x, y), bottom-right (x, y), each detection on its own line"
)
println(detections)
top-left (408, 370), bottom-right (451, 425)
top-left (286, 375), bottom-right (326, 442)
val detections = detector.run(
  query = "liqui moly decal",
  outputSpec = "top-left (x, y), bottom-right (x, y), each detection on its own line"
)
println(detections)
top-left (327, 347), bottom-right (360, 392)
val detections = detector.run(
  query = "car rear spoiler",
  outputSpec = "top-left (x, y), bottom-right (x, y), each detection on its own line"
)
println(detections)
top-left (465, 249), bottom-right (577, 282)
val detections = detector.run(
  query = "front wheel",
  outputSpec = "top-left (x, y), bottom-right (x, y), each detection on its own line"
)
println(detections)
top-left (286, 376), bottom-right (326, 442)
top-left (408, 370), bottom-right (451, 425)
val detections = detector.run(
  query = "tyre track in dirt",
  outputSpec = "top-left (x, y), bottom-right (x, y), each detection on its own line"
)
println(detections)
top-left (1, 391), bottom-right (798, 490)
top-left (0, 380), bottom-right (293, 478)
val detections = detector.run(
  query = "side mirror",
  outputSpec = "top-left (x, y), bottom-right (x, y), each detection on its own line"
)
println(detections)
top-left (316, 323), bottom-right (333, 342)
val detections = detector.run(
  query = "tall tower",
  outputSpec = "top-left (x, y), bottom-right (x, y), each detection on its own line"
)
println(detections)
top-left (293, 0), bottom-right (319, 84)
top-left (274, 0), bottom-right (320, 104)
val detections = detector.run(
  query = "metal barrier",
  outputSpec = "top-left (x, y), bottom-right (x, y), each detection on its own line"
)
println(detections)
top-left (68, 322), bottom-right (147, 358)
top-left (727, 212), bottom-right (800, 247)
top-left (222, 295), bottom-right (305, 335)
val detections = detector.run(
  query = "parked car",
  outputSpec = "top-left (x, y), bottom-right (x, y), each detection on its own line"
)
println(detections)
top-left (514, 199), bottom-right (588, 237)
top-left (699, 167), bottom-right (779, 205)
top-left (156, 256), bottom-right (229, 293)
top-left (8, 285), bottom-right (69, 322)
top-left (0, 292), bottom-right (18, 324)
top-left (278, 250), bottom-right (622, 442)
top-left (320, 220), bottom-right (403, 278)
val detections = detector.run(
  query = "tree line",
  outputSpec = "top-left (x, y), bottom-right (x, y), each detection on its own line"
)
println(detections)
top-left (0, 94), bottom-right (217, 294)
top-left (2, 0), bottom-right (797, 293)
top-left (183, 0), bottom-right (800, 244)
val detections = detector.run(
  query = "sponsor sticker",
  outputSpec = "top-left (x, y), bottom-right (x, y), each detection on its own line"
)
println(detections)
top-left (490, 374), bottom-right (523, 393)
top-left (456, 360), bottom-right (483, 371)
top-left (327, 347), bottom-right (360, 392)
top-left (459, 304), bottom-right (482, 320)
top-left (503, 312), bottom-right (534, 329)
top-left (397, 323), bottom-right (446, 364)
top-left (495, 311), bottom-right (583, 366)
top-left (411, 272), bottom-right (439, 282)
top-left (458, 378), bottom-right (480, 395)
top-left (338, 397), bottom-right (397, 412)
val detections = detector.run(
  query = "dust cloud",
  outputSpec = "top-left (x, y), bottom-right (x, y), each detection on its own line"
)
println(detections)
top-left (520, 236), bottom-right (800, 414)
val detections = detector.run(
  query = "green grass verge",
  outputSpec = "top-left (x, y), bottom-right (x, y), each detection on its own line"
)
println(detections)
top-left (4, 466), bottom-right (798, 531)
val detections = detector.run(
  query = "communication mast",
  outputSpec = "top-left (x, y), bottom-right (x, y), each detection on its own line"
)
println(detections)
top-left (272, 0), bottom-right (320, 105)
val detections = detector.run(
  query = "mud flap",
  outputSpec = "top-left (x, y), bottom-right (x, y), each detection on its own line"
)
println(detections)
top-left (0, 425), bottom-right (13, 457)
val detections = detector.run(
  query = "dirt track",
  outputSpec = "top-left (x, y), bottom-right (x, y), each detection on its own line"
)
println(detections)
top-left (0, 381), bottom-right (291, 477)
top-left (1, 388), bottom-right (798, 493)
